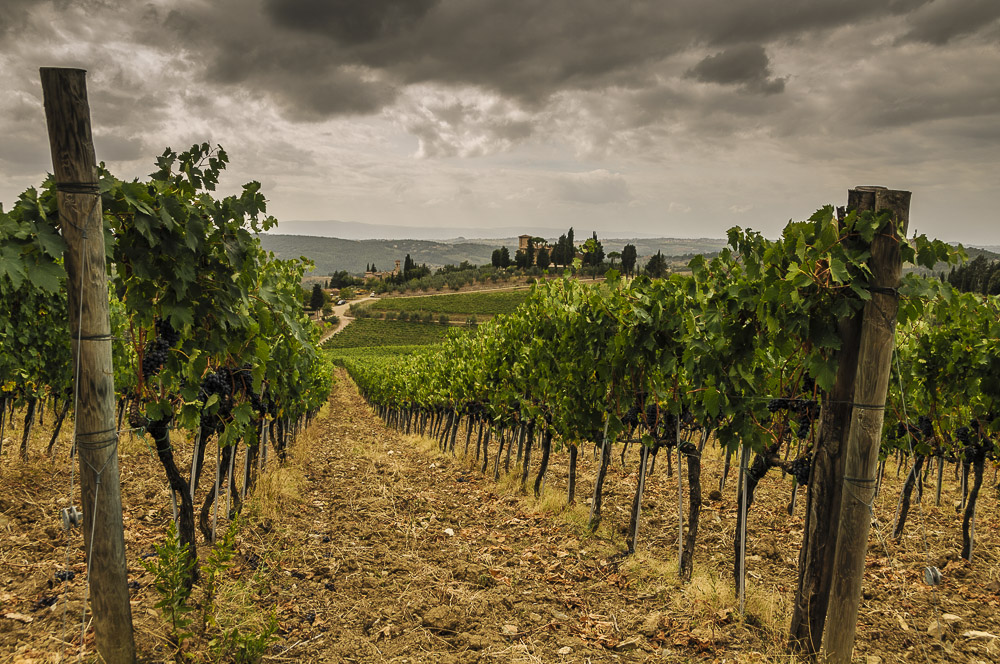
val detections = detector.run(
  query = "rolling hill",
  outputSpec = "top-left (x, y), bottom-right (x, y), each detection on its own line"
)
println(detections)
top-left (259, 234), bottom-right (729, 276)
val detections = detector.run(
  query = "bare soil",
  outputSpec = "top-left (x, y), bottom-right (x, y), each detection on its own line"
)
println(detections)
top-left (2, 371), bottom-right (999, 663)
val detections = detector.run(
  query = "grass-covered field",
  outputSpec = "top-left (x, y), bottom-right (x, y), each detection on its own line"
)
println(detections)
top-left (322, 318), bottom-right (454, 349)
top-left (325, 344), bottom-right (440, 360)
top-left (358, 289), bottom-right (528, 320)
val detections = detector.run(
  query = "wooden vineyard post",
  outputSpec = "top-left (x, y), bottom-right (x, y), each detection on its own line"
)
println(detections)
top-left (823, 187), bottom-right (909, 663)
top-left (789, 194), bottom-right (870, 654)
top-left (40, 67), bottom-right (137, 664)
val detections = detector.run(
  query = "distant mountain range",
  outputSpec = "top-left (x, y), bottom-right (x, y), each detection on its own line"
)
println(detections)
top-left (258, 234), bottom-right (729, 276)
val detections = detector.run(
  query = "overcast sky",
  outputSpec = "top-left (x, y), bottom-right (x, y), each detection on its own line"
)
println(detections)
top-left (1, 1), bottom-right (998, 243)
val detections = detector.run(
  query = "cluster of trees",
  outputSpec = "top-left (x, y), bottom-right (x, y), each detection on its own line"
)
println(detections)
top-left (513, 236), bottom-right (546, 269)
top-left (438, 260), bottom-right (477, 274)
top-left (328, 270), bottom-right (364, 289)
top-left (391, 254), bottom-right (431, 283)
top-left (498, 227), bottom-right (616, 274)
top-left (523, 228), bottom-right (664, 279)
top-left (611, 244), bottom-right (670, 277)
top-left (580, 231), bottom-right (605, 276)
top-left (514, 228), bottom-right (583, 269)
top-left (307, 283), bottom-right (327, 311)
top-left (350, 228), bottom-right (670, 289)
top-left (549, 228), bottom-right (576, 266)
top-left (607, 244), bottom-right (638, 276)
top-left (947, 254), bottom-right (1000, 294)
top-left (491, 230), bottom-right (656, 278)
top-left (643, 250), bottom-right (668, 277)
top-left (491, 246), bottom-right (512, 268)
top-left (369, 256), bottom-right (505, 293)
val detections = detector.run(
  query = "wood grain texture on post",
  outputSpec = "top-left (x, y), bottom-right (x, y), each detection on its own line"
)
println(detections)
top-left (823, 186), bottom-right (909, 664)
top-left (789, 187), bottom-right (895, 655)
top-left (40, 67), bottom-right (137, 664)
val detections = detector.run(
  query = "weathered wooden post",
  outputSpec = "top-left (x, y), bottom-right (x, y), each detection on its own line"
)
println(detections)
top-left (823, 187), bottom-right (909, 663)
top-left (790, 190), bottom-right (878, 654)
top-left (40, 67), bottom-right (137, 664)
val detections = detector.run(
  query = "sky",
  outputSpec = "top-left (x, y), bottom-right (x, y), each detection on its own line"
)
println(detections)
top-left (1, 0), bottom-right (998, 244)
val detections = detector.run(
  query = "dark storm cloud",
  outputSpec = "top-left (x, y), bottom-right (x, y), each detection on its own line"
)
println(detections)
top-left (263, 0), bottom-right (439, 44)
top-left (159, 2), bottom-right (398, 117)
top-left (836, 50), bottom-right (1000, 133)
top-left (685, 45), bottom-right (786, 95)
top-left (88, 87), bottom-right (171, 130)
top-left (228, 65), bottom-right (400, 120)
top-left (151, 0), bottom-right (940, 120)
top-left (898, 0), bottom-right (1000, 45)
top-left (1, 0), bottom-right (998, 243)
top-left (333, 0), bottom-right (928, 102)
top-left (689, 0), bottom-right (932, 47)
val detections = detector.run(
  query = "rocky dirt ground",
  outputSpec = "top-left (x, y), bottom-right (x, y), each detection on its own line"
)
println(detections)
top-left (2, 369), bottom-right (999, 663)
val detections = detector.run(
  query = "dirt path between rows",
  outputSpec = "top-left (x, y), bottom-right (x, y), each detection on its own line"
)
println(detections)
top-left (248, 371), bottom-right (661, 663)
top-left (2, 370), bottom-right (999, 663)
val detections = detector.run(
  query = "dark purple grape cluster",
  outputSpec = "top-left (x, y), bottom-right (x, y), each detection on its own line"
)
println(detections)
top-left (464, 402), bottom-right (486, 417)
top-left (622, 404), bottom-right (640, 428)
top-left (789, 453), bottom-right (812, 485)
top-left (767, 398), bottom-right (818, 439)
top-left (141, 318), bottom-right (181, 378)
top-left (644, 403), bottom-right (659, 428)
top-left (639, 405), bottom-right (679, 447)
top-left (156, 318), bottom-right (180, 346)
top-left (621, 393), bottom-right (649, 429)
top-left (799, 400), bottom-right (820, 419)
top-left (663, 413), bottom-right (680, 447)
top-left (198, 368), bottom-right (237, 431)
top-left (894, 415), bottom-right (934, 442)
top-left (767, 398), bottom-right (818, 416)
top-left (200, 368), bottom-right (233, 400)
top-left (918, 415), bottom-right (933, 440)
top-left (794, 413), bottom-right (813, 439)
top-left (959, 419), bottom-right (995, 463)
top-left (142, 337), bottom-right (170, 376)
top-left (228, 363), bottom-right (270, 415)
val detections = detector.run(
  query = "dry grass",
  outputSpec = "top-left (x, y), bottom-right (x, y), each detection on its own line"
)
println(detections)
top-left (387, 421), bottom-right (829, 664)
top-left (5, 385), bottom-right (998, 663)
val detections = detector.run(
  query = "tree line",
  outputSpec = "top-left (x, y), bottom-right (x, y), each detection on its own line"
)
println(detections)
top-left (947, 253), bottom-right (1000, 294)
top-left (490, 227), bottom-right (664, 277)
